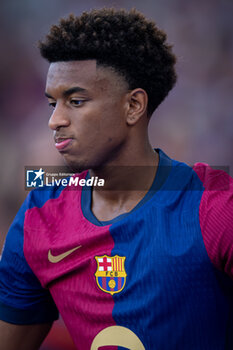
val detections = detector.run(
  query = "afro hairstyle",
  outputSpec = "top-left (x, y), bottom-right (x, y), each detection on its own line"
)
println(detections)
top-left (39, 8), bottom-right (177, 116)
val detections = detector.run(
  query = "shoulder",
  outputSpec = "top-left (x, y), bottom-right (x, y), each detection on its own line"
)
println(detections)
top-left (192, 162), bottom-right (231, 191)
top-left (192, 162), bottom-right (233, 222)
top-left (192, 163), bottom-right (233, 278)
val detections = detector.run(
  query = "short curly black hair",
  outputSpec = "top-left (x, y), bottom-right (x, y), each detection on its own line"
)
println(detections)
top-left (39, 8), bottom-right (177, 116)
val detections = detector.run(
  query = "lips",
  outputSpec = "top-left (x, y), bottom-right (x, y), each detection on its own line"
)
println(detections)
top-left (54, 137), bottom-right (73, 151)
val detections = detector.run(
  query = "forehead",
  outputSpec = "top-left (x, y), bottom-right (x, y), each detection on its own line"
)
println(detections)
top-left (45, 60), bottom-right (127, 94)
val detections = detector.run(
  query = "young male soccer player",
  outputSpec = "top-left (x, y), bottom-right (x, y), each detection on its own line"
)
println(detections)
top-left (0, 8), bottom-right (233, 350)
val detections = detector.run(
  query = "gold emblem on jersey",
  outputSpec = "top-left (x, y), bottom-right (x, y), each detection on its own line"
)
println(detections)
top-left (95, 255), bottom-right (127, 295)
top-left (48, 245), bottom-right (82, 263)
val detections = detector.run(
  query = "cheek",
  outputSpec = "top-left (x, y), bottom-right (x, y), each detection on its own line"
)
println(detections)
top-left (71, 100), bottom-right (126, 146)
top-left (70, 111), bottom-right (100, 137)
top-left (101, 103), bottom-right (127, 131)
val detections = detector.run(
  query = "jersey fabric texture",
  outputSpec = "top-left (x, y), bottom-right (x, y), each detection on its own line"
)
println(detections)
top-left (0, 149), bottom-right (233, 350)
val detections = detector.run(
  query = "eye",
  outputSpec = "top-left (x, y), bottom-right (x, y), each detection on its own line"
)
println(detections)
top-left (48, 102), bottom-right (56, 108)
top-left (70, 99), bottom-right (85, 106)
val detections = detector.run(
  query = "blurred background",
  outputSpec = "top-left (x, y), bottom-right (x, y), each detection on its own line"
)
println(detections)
top-left (0, 0), bottom-right (232, 349)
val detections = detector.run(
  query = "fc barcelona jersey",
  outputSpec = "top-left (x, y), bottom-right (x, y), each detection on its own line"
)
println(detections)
top-left (0, 149), bottom-right (233, 349)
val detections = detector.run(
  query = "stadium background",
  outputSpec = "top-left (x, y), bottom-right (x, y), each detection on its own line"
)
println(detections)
top-left (0, 0), bottom-right (232, 349)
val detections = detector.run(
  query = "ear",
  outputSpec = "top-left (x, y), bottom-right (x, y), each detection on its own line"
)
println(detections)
top-left (126, 88), bottom-right (148, 125)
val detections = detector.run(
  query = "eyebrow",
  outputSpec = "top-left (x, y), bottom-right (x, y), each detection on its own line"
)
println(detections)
top-left (45, 86), bottom-right (88, 99)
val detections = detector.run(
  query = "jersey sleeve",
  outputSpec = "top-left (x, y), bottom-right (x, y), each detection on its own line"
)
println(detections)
top-left (193, 163), bottom-right (233, 280)
top-left (0, 192), bottom-right (59, 324)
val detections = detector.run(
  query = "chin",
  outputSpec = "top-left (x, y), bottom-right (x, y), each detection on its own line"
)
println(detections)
top-left (62, 155), bottom-right (89, 174)
top-left (62, 150), bottom-right (106, 173)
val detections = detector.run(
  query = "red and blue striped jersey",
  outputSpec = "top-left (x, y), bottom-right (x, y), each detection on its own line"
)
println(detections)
top-left (0, 149), bottom-right (233, 349)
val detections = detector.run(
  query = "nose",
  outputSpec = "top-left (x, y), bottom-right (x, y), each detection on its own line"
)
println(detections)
top-left (48, 103), bottom-right (70, 130)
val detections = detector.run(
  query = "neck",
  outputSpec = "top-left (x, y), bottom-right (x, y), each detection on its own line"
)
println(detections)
top-left (89, 142), bottom-right (159, 203)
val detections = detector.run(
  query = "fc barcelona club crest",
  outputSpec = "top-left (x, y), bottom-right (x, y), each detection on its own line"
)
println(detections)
top-left (95, 255), bottom-right (127, 295)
